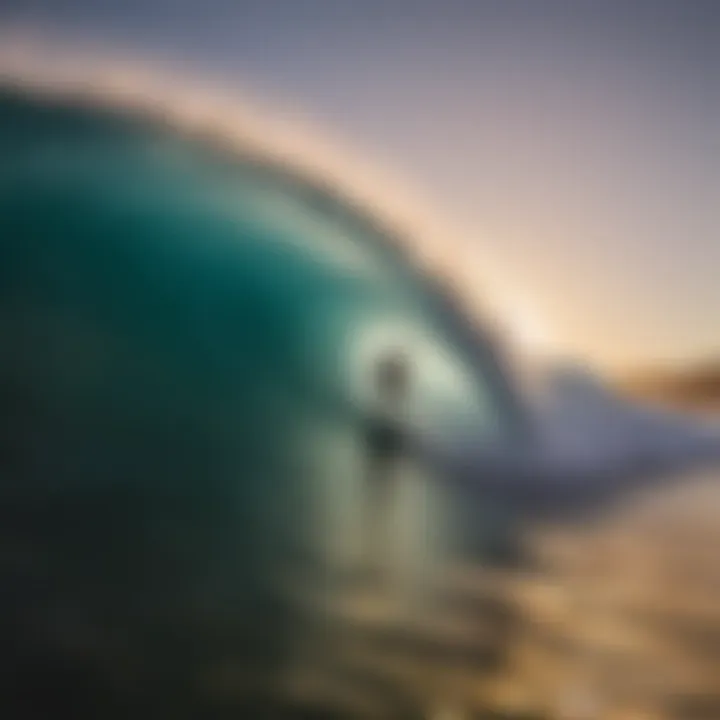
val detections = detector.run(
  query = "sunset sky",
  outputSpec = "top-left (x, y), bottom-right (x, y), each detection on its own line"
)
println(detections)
top-left (1, 0), bottom-right (718, 372)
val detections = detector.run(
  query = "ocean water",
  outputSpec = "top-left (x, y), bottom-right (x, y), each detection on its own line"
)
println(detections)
top-left (0, 84), bottom-right (526, 716)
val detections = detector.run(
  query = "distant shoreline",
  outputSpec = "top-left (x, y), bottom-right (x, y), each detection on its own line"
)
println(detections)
top-left (617, 366), bottom-right (720, 417)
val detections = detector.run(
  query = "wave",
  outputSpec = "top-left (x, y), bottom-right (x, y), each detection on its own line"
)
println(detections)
top-left (0, 49), bottom-right (533, 595)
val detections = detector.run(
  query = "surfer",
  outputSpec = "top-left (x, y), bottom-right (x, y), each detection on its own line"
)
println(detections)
top-left (362, 349), bottom-right (414, 583)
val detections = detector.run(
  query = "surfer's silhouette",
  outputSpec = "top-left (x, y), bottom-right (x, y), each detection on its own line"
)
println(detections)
top-left (362, 349), bottom-right (413, 583)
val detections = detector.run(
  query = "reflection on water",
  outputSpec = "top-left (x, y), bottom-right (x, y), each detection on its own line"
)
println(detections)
top-left (509, 466), bottom-right (720, 720)
top-left (282, 464), bottom-right (720, 720)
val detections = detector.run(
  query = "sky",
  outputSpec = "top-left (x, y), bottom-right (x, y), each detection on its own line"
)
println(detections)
top-left (0, 0), bottom-right (718, 372)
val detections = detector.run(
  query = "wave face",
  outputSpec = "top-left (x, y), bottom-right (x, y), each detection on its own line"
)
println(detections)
top-left (0, 84), bottom-right (523, 706)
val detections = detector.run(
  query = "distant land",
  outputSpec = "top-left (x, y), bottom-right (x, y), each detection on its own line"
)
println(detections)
top-left (619, 360), bottom-right (720, 413)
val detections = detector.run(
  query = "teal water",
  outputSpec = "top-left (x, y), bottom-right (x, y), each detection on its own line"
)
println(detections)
top-left (0, 86), bottom-right (523, 712)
